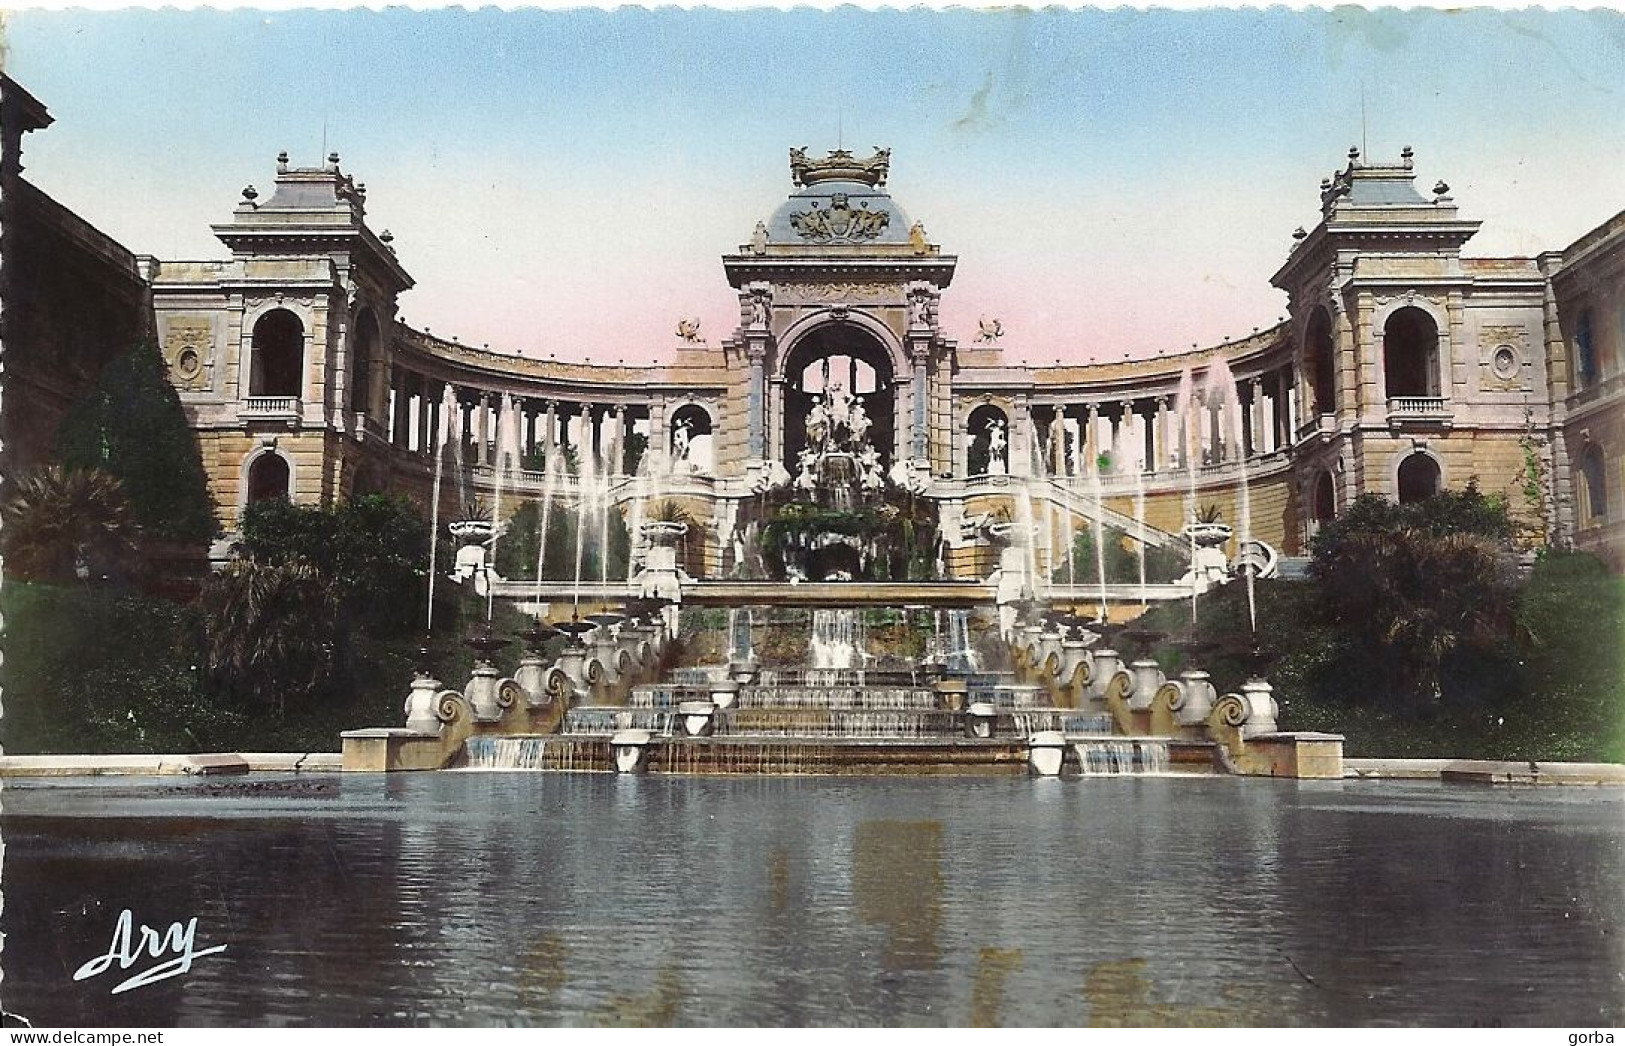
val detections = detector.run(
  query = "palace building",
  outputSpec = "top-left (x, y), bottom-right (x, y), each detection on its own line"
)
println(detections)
top-left (5, 73), bottom-right (1622, 576)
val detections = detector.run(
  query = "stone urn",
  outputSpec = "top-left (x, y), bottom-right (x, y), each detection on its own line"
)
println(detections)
top-left (1182, 521), bottom-right (1233, 549)
top-left (637, 520), bottom-right (690, 602)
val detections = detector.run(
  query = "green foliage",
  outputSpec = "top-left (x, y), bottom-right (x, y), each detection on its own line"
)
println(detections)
top-left (623, 431), bottom-right (649, 475)
top-left (1307, 484), bottom-right (1520, 707)
top-left (0, 466), bottom-right (142, 583)
top-left (493, 498), bottom-right (630, 582)
top-left (1310, 481), bottom-right (1514, 563)
top-left (1054, 526), bottom-right (1185, 585)
top-left (1195, 503), bottom-right (1224, 525)
top-left (1131, 538), bottom-right (1623, 762)
top-left (236, 494), bottom-right (429, 634)
top-left (757, 494), bottom-right (937, 581)
top-left (1515, 551), bottom-right (1625, 762)
top-left (0, 582), bottom-right (242, 754)
top-left (199, 557), bottom-right (339, 714)
top-left (55, 342), bottom-right (216, 543)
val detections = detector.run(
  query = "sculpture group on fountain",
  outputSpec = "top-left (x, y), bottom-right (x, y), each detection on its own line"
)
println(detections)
top-left (793, 382), bottom-right (885, 493)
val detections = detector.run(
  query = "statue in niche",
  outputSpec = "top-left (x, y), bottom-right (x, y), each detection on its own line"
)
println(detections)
top-left (826, 382), bottom-right (856, 441)
top-left (858, 445), bottom-right (884, 491)
top-left (805, 394), bottom-right (831, 453)
top-left (847, 397), bottom-right (872, 447)
top-left (748, 291), bottom-right (770, 329)
top-left (671, 417), bottom-right (692, 463)
top-left (794, 448), bottom-right (818, 491)
top-left (986, 417), bottom-right (1008, 476)
top-left (908, 290), bottom-right (931, 329)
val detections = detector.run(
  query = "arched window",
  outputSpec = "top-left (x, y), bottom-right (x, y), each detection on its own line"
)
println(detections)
top-left (250, 310), bottom-right (304, 398)
top-left (967, 404), bottom-right (1009, 477)
top-left (1313, 471), bottom-right (1336, 523)
top-left (1305, 307), bottom-right (1337, 415)
top-left (669, 404), bottom-right (714, 476)
top-left (350, 309), bottom-right (379, 414)
top-left (1397, 452), bottom-right (1441, 505)
top-left (1383, 307), bottom-right (1440, 399)
top-left (246, 452), bottom-right (291, 505)
top-left (1580, 444), bottom-right (1608, 523)
top-left (1574, 310), bottom-right (1597, 390)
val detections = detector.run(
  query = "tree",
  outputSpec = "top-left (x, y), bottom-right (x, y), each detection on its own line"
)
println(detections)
top-left (0, 466), bottom-right (141, 583)
top-left (1311, 481), bottom-right (1513, 564)
top-left (1310, 486), bottom-right (1520, 707)
top-left (199, 557), bottom-right (338, 714)
top-left (236, 494), bottom-right (429, 634)
top-left (55, 342), bottom-right (217, 543)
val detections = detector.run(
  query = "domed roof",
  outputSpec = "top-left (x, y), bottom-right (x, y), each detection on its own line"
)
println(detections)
top-left (765, 179), bottom-right (914, 246)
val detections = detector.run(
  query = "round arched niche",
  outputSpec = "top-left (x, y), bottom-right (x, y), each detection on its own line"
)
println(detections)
top-left (245, 450), bottom-right (292, 505)
top-left (1396, 451), bottom-right (1442, 505)
top-left (669, 403), bottom-right (715, 476)
top-left (779, 322), bottom-right (896, 471)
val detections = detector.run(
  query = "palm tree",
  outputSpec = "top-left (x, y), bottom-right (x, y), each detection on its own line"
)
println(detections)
top-left (1, 466), bottom-right (141, 583)
top-left (1320, 526), bottom-right (1514, 704)
top-left (199, 556), bottom-right (338, 714)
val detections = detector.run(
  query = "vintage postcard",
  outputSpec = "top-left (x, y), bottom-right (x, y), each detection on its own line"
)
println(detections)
top-left (0, 4), bottom-right (1621, 1031)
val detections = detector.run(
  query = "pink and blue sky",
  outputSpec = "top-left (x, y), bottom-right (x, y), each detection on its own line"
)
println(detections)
top-left (7, 7), bottom-right (1625, 364)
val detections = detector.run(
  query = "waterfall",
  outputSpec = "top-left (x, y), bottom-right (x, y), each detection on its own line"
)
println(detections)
top-left (1072, 738), bottom-right (1173, 776)
top-left (810, 609), bottom-right (862, 671)
top-left (728, 607), bottom-right (755, 665)
top-left (946, 609), bottom-right (979, 672)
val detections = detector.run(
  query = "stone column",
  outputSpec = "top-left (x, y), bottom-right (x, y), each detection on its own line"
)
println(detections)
top-left (1244, 379), bottom-right (1259, 457)
top-left (1011, 398), bottom-right (1032, 477)
top-left (427, 382), bottom-right (442, 457)
top-left (1153, 396), bottom-right (1169, 471)
top-left (746, 344), bottom-right (767, 461)
top-left (543, 401), bottom-right (558, 460)
top-left (608, 404), bottom-right (624, 474)
top-left (476, 392), bottom-right (491, 466)
top-left (391, 370), bottom-right (409, 446)
top-left (1084, 404), bottom-right (1099, 476)
top-left (910, 346), bottom-right (929, 461)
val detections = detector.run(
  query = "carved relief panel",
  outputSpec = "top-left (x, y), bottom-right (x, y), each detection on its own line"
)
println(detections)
top-left (163, 318), bottom-right (214, 391)
top-left (1479, 324), bottom-right (1532, 392)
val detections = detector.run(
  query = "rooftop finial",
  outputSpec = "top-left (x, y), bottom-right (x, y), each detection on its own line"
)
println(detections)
top-left (276, 150), bottom-right (289, 173)
top-left (789, 145), bottom-right (890, 188)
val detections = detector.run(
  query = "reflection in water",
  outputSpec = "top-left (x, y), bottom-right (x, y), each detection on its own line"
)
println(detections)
top-left (1083, 958), bottom-right (1248, 1028)
top-left (853, 820), bottom-right (942, 972)
top-left (1, 776), bottom-right (1621, 1026)
top-left (594, 960), bottom-right (683, 1027)
top-left (518, 932), bottom-right (567, 1012)
top-left (969, 947), bottom-right (1023, 1027)
top-left (766, 847), bottom-right (790, 917)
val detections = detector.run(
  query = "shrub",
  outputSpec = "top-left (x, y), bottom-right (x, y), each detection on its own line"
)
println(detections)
top-left (55, 342), bottom-right (217, 543)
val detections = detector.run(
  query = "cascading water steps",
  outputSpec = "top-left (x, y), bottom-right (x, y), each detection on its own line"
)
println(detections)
top-left (457, 650), bottom-right (1220, 776)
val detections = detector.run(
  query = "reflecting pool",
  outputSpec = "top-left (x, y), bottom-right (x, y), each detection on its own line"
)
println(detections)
top-left (2, 774), bottom-right (1620, 1026)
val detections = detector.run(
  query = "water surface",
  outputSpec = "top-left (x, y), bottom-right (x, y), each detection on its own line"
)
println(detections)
top-left (2, 773), bottom-right (1620, 1026)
